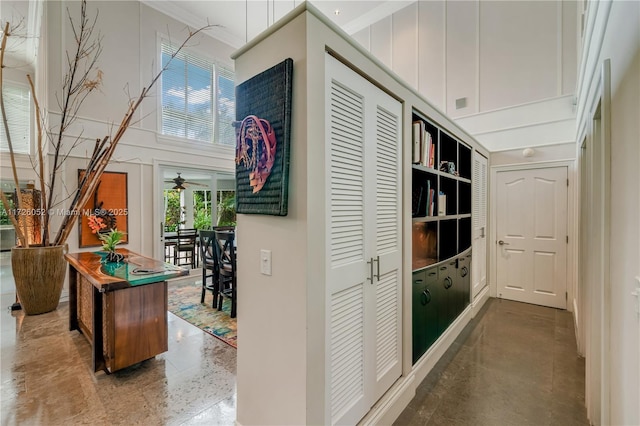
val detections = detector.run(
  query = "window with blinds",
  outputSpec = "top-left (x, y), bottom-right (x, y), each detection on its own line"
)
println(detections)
top-left (0, 82), bottom-right (31, 155)
top-left (161, 42), bottom-right (235, 146)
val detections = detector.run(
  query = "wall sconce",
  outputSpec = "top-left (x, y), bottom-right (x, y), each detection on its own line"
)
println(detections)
top-left (522, 148), bottom-right (535, 158)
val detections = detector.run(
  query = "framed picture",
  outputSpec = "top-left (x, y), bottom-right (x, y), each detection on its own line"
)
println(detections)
top-left (78, 170), bottom-right (129, 248)
top-left (235, 58), bottom-right (293, 216)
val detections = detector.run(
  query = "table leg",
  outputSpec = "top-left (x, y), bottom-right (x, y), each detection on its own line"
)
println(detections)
top-left (92, 287), bottom-right (106, 373)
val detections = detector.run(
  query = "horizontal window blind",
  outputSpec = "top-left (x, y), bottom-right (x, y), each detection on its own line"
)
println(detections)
top-left (217, 66), bottom-right (235, 146)
top-left (161, 42), bottom-right (235, 146)
top-left (161, 43), bottom-right (213, 142)
top-left (0, 83), bottom-right (31, 154)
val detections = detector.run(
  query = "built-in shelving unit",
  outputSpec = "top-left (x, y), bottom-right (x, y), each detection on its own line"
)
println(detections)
top-left (411, 109), bottom-right (473, 364)
top-left (411, 110), bottom-right (472, 271)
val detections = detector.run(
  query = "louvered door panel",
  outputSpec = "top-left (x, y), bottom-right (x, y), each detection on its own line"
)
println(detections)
top-left (329, 81), bottom-right (365, 267)
top-left (375, 270), bottom-right (399, 379)
top-left (371, 102), bottom-right (402, 400)
top-left (326, 54), bottom-right (402, 425)
top-left (376, 106), bottom-right (399, 255)
top-left (326, 56), bottom-right (369, 426)
top-left (330, 285), bottom-right (365, 421)
top-left (472, 152), bottom-right (488, 300)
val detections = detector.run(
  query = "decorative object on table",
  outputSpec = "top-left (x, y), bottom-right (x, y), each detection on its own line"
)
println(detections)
top-left (234, 58), bottom-right (293, 216)
top-left (167, 281), bottom-right (237, 348)
top-left (0, 1), bottom-right (212, 314)
top-left (97, 228), bottom-right (126, 263)
top-left (78, 171), bottom-right (128, 248)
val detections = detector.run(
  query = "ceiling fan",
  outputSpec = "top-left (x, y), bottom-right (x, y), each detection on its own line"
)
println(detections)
top-left (164, 173), bottom-right (208, 191)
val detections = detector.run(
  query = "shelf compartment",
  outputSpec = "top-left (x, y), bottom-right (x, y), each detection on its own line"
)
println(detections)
top-left (439, 176), bottom-right (457, 216)
top-left (411, 115), bottom-right (439, 169)
top-left (458, 143), bottom-right (472, 180)
top-left (438, 219), bottom-right (458, 261)
top-left (458, 181), bottom-right (471, 215)
top-left (412, 168), bottom-right (438, 217)
top-left (412, 221), bottom-right (437, 270)
top-left (458, 217), bottom-right (471, 252)
top-left (439, 132), bottom-right (458, 175)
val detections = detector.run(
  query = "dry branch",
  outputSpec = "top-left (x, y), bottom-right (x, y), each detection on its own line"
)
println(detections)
top-left (2, 0), bottom-right (215, 248)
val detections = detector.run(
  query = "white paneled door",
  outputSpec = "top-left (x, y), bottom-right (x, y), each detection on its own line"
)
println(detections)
top-left (496, 167), bottom-right (568, 309)
top-left (325, 54), bottom-right (402, 425)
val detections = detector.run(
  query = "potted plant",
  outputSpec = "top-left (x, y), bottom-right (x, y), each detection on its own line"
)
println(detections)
top-left (0, 1), bottom-right (212, 314)
top-left (98, 229), bottom-right (126, 263)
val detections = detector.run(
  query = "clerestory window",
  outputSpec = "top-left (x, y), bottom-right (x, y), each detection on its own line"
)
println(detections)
top-left (160, 42), bottom-right (235, 146)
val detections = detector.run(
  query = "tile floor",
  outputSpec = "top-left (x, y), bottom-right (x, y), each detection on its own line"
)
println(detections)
top-left (395, 298), bottom-right (589, 426)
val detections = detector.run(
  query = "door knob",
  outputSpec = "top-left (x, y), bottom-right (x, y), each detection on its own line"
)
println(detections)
top-left (498, 240), bottom-right (510, 246)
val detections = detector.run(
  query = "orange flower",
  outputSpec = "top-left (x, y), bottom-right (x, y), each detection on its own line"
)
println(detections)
top-left (88, 215), bottom-right (106, 234)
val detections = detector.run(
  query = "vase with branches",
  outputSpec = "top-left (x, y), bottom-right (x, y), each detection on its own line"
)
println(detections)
top-left (0, 1), bottom-right (213, 314)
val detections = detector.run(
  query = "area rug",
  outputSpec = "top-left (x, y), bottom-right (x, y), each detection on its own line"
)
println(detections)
top-left (167, 280), bottom-right (237, 348)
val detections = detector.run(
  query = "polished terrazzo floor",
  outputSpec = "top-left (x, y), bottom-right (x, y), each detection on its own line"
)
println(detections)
top-left (0, 288), bottom-right (237, 425)
top-left (395, 298), bottom-right (589, 426)
top-left (2, 244), bottom-right (587, 426)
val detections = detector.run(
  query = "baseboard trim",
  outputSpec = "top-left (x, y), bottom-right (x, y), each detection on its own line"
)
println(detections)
top-left (359, 372), bottom-right (416, 425)
top-left (412, 305), bottom-right (472, 387)
top-left (471, 285), bottom-right (490, 318)
top-left (359, 304), bottom-right (473, 425)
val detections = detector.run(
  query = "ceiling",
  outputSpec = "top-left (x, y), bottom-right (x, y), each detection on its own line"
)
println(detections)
top-left (1, 0), bottom-right (408, 188)
top-left (141, 0), bottom-right (412, 49)
top-left (0, 1), bottom-right (411, 64)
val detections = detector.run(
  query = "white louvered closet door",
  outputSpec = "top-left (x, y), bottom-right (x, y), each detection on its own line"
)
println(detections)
top-left (325, 54), bottom-right (402, 426)
top-left (472, 152), bottom-right (488, 300)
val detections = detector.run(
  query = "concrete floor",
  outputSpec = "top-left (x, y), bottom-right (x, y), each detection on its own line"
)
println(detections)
top-left (1, 251), bottom-right (587, 426)
top-left (395, 298), bottom-right (589, 426)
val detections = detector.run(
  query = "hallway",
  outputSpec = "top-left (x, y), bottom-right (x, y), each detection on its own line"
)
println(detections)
top-left (395, 298), bottom-right (589, 425)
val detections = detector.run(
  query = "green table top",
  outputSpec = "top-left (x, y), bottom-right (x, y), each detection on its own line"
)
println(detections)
top-left (65, 248), bottom-right (189, 292)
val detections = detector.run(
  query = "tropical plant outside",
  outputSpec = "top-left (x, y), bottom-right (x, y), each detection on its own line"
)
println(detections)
top-left (164, 189), bottom-right (235, 231)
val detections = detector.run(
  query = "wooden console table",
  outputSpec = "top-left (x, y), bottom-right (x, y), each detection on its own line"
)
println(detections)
top-left (65, 248), bottom-right (188, 373)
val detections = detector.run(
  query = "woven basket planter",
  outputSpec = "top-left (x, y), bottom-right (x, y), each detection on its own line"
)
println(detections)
top-left (11, 244), bottom-right (67, 315)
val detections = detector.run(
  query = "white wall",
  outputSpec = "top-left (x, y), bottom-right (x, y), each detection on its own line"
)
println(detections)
top-left (576, 1), bottom-right (640, 424)
top-left (352, 1), bottom-right (577, 118)
top-left (37, 0), bottom-right (236, 259)
top-left (351, 0), bottom-right (578, 152)
top-left (233, 13), bottom-right (310, 426)
top-left (0, 1), bottom-right (237, 297)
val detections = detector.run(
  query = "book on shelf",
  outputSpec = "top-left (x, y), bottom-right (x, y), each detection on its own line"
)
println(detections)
top-left (421, 131), bottom-right (433, 168)
top-left (438, 191), bottom-right (446, 216)
top-left (427, 181), bottom-right (435, 216)
top-left (412, 120), bottom-right (435, 169)
top-left (412, 121), bottom-right (423, 164)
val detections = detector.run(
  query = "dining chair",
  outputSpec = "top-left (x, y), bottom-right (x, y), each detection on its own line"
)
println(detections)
top-left (213, 229), bottom-right (237, 318)
top-left (198, 230), bottom-right (218, 307)
top-left (174, 228), bottom-right (197, 268)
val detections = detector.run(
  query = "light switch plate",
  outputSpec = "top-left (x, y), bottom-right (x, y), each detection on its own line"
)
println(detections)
top-left (260, 249), bottom-right (272, 276)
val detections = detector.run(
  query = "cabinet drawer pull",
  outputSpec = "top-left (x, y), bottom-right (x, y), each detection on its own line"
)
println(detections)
top-left (421, 289), bottom-right (431, 305)
top-left (444, 277), bottom-right (453, 289)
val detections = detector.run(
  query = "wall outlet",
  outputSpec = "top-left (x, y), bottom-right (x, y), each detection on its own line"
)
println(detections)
top-left (260, 249), bottom-right (272, 276)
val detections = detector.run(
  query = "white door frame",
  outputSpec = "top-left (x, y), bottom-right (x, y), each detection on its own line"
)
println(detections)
top-left (152, 160), bottom-right (231, 261)
top-left (489, 160), bottom-right (576, 312)
top-left (577, 59), bottom-right (611, 426)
